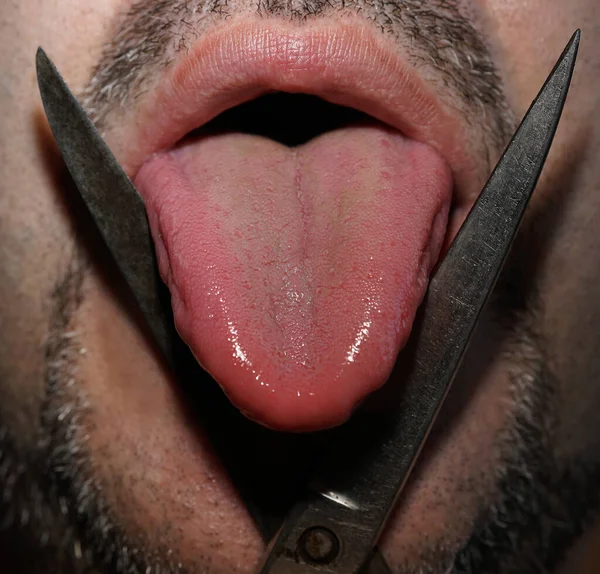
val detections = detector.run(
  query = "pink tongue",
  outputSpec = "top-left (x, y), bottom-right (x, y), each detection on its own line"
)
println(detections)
top-left (136, 126), bottom-right (451, 431)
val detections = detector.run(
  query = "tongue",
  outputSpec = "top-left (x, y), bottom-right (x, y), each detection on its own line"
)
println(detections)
top-left (135, 125), bottom-right (452, 431)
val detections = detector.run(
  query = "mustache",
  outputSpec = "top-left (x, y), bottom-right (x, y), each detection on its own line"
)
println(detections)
top-left (80, 0), bottom-right (516, 162)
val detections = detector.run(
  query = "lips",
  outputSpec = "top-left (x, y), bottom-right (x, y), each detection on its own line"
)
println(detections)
top-left (111, 20), bottom-right (478, 431)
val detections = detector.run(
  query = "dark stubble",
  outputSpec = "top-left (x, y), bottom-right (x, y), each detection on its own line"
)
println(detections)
top-left (1, 1), bottom-right (600, 573)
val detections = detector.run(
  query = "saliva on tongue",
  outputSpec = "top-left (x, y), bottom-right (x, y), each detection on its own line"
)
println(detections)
top-left (135, 124), bottom-right (452, 432)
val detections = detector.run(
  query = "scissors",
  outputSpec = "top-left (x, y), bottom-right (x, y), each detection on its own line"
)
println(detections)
top-left (36, 30), bottom-right (579, 574)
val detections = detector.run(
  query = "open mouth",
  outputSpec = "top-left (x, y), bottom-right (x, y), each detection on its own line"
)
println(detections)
top-left (187, 93), bottom-right (374, 146)
top-left (124, 22), bottom-right (476, 432)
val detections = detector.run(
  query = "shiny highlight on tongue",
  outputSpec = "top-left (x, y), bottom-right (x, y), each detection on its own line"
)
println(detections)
top-left (136, 125), bottom-right (452, 431)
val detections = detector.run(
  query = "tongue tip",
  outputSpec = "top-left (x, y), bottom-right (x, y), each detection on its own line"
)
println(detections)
top-left (238, 400), bottom-right (354, 433)
top-left (201, 353), bottom-right (397, 432)
top-left (225, 387), bottom-right (361, 433)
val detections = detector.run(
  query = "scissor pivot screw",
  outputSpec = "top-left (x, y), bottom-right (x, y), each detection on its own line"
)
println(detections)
top-left (298, 526), bottom-right (340, 565)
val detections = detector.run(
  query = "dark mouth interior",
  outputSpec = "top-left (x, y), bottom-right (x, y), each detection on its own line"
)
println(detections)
top-left (195, 92), bottom-right (374, 147)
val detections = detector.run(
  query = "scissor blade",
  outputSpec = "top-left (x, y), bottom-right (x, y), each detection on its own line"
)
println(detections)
top-left (36, 48), bottom-right (175, 366)
top-left (258, 30), bottom-right (579, 574)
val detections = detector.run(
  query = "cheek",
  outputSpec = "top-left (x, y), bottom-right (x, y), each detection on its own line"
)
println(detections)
top-left (477, 0), bottom-right (599, 185)
top-left (473, 0), bottom-right (600, 117)
top-left (0, 0), bottom-right (138, 437)
top-left (1, 0), bottom-right (133, 92)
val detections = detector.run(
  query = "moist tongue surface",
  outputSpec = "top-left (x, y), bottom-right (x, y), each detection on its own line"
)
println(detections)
top-left (135, 125), bottom-right (452, 431)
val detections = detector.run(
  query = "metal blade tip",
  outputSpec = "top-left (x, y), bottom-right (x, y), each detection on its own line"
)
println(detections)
top-left (564, 30), bottom-right (581, 65)
top-left (36, 47), bottom-right (50, 72)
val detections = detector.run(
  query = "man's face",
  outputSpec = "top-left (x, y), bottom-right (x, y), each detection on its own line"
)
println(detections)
top-left (1, 1), bottom-right (600, 572)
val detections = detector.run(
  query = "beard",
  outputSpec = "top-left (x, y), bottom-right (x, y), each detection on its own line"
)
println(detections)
top-left (1, 216), bottom-right (599, 574)
top-left (2, 1), bottom-right (600, 573)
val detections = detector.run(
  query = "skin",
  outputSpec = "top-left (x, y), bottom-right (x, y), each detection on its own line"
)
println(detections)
top-left (1, 1), bottom-right (600, 573)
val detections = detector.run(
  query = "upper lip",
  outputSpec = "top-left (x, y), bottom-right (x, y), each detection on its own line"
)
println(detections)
top-left (102, 18), bottom-right (487, 214)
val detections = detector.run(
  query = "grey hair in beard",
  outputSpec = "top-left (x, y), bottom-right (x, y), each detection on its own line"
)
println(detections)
top-left (80, 0), bottom-right (515, 162)
top-left (0, 254), bottom-right (193, 574)
top-left (2, 0), bottom-right (599, 573)
top-left (392, 318), bottom-right (600, 574)
top-left (2, 249), bottom-right (600, 574)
